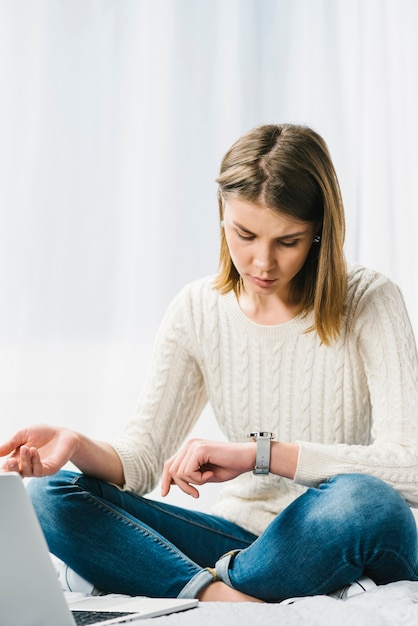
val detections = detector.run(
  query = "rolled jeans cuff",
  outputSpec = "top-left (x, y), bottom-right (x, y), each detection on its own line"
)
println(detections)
top-left (215, 549), bottom-right (241, 587)
top-left (177, 568), bottom-right (215, 599)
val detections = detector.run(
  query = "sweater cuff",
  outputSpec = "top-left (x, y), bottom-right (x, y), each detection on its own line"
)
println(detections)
top-left (294, 441), bottom-right (345, 488)
top-left (108, 440), bottom-right (140, 492)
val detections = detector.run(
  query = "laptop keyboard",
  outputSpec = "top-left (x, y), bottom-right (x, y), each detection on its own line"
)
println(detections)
top-left (72, 610), bottom-right (133, 625)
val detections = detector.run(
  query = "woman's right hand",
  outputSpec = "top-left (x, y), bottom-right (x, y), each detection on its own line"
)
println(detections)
top-left (0, 424), bottom-right (79, 477)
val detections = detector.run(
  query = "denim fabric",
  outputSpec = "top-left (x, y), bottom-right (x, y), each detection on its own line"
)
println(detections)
top-left (27, 471), bottom-right (256, 598)
top-left (27, 471), bottom-right (418, 601)
top-left (221, 474), bottom-right (418, 601)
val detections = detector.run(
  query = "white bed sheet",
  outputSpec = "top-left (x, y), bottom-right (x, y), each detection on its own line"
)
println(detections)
top-left (131, 581), bottom-right (418, 625)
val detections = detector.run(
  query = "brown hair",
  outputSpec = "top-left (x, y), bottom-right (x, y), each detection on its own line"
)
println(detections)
top-left (214, 124), bottom-right (347, 344)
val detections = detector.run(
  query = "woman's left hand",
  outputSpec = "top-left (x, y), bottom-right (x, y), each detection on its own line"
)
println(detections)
top-left (161, 438), bottom-right (256, 498)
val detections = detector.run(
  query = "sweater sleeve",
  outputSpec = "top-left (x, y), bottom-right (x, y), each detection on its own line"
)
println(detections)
top-left (110, 284), bottom-right (208, 494)
top-left (295, 274), bottom-right (418, 505)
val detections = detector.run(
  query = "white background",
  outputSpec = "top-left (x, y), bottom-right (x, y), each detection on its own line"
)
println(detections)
top-left (1, 0), bottom-right (417, 509)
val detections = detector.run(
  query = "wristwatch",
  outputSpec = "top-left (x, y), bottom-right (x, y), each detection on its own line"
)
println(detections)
top-left (247, 432), bottom-right (275, 475)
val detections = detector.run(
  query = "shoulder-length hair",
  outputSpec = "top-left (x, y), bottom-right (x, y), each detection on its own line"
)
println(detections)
top-left (213, 124), bottom-right (347, 345)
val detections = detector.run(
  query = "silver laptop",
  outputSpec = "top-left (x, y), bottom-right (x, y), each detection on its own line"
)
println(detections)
top-left (0, 472), bottom-right (198, 625)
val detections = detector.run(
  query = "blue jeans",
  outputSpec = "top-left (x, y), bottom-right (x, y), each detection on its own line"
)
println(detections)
top-left (27, 471), bottom-right (418, 602)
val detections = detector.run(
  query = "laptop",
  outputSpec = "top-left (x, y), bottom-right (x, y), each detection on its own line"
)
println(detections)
top-left (0, 472), bottom-right (198, 625)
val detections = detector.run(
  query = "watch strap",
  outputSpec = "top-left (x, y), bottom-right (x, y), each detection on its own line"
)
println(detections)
top-left (248, 432), bottom-right (275, 475)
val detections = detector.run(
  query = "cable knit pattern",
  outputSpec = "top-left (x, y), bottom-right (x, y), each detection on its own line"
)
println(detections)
top-left (111, 264), bottom-right (418, 536)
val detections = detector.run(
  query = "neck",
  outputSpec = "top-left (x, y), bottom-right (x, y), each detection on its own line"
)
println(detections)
top-left (237, 291), bottom-right (299, 325)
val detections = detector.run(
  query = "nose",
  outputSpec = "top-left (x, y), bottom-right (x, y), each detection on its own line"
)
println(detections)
top-left (253, 243), bottom-right (275, 271)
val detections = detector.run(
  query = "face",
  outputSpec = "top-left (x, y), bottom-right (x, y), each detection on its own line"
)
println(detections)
top-left (222, 197), bottom-right (317, 302)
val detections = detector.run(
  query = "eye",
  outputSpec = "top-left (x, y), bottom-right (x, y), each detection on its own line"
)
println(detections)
top-left (279, 240), bottom-right (298, 248)
top-left (236, 230), bottom-right (255, 241)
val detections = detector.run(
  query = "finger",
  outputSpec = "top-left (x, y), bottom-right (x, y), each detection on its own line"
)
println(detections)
top-left (162, 458), bottom-right (201, 498)
top-left (168, 456), bottom-right (202, 497)
top-left (0, 430), bottom-right (29, 457)
top-left (170, 475), bottom-right (200, 498)
top-left (176, 445), bottom-right (204, 480)
top-left (18, 445), bottom-right (35, 477)
top-left (29, 447), bottom-right (47, 477)
top-left (161, 451), bottom-right (186, 496)
top-left (161, 467), bottom-right (173, 497)
top-left (197, 467), bottom-right (215, 484)
top-left (161, 453), bottom-right (178, 495)
top-left (0, 442), bottom-right (13, 457)
top-left (4, 456), bottom-right (19, 473)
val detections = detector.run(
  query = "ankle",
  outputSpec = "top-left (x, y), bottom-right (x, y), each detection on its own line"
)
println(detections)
top-left (197, 580), bottom-right (263, 602)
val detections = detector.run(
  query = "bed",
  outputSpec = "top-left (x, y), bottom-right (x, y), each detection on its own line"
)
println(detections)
top-left (128, 581), bottom-right (418, 625)
top-left (65, 578), bottom-right (418, 625)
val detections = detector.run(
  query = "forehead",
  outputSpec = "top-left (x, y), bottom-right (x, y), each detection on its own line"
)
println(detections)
top-left (223, 197), bottom-right (313, 231)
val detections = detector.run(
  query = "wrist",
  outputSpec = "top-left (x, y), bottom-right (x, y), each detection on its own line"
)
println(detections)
top-left (247, 432), bottom-right (275, 475)
top-left (247, 441), bottom-right (257, 472)
top-left (70, 430), bottom-right (85, 459)
top-left (269, 441), bottom-right (299, 480)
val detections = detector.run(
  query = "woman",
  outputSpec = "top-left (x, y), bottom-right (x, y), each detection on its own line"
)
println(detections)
top-left (1, 124), bottom-right (418, 602)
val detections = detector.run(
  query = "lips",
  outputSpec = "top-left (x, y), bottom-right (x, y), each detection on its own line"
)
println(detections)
top-left (250, 276), bottom-right (277, 288)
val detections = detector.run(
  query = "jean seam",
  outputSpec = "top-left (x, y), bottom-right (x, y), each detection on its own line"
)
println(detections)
top-left (72, 484), bottom-right (201, 572)
top-left (134, 499), bottom-right (251, 542)
top-left (71, 474), bottom-right (255, 544)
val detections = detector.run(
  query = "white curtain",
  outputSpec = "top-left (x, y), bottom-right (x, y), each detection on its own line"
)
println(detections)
top-left (1, 0), bottom-right (417, 506)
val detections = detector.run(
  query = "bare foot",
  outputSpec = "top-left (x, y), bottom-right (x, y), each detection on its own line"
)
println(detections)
top-left (197, 581), bottom-right (264, 602)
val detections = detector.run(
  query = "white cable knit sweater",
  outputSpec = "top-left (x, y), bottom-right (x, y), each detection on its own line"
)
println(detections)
top-left (112, 264), bottom-right (418, 536)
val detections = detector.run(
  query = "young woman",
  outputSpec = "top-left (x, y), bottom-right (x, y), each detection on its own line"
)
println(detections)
top-left (1, 124), bottom-right (418, 602)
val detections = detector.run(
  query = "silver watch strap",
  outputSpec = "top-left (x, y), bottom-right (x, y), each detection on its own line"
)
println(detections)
top-left (248, 432), bottom-right (275, 475)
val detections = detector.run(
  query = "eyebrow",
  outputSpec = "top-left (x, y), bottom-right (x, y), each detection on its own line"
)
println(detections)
top-left (233, 221), bottom-right (309, 240)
